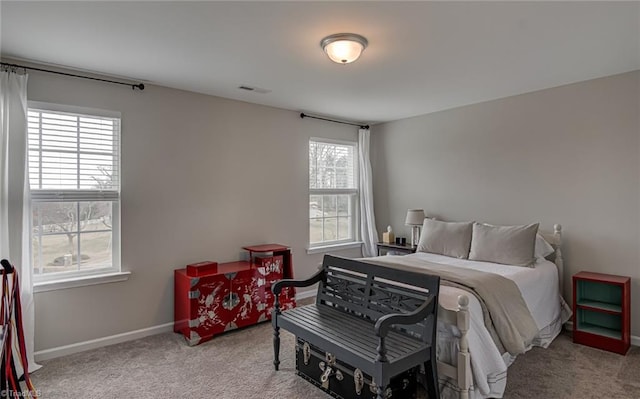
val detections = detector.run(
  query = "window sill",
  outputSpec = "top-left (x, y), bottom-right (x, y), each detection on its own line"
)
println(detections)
top-left (307, 241), bottom-right (363, 255)
top-left (34, 271), bottom-right (131, 293)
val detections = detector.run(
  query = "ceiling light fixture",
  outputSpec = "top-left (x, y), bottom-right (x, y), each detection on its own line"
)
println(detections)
top-left (320, 33), bottom-right (368, 65)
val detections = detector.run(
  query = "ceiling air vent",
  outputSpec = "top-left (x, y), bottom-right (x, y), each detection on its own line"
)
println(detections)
top-left (238, 85), bottom-right (271, 94)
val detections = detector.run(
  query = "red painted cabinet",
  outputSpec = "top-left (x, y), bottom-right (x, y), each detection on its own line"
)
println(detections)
top-left (572, 271), bottom-right (630, 355)
top-left (174, 244), bottom-right (296, 346)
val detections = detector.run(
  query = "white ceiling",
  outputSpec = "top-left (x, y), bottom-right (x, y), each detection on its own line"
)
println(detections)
top-left (2, 1), bottom-right (639, 124)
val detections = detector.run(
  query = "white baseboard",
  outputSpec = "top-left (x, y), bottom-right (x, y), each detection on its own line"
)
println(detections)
top-left (34, 322), bottom-right (174, 362)
top-left (565, 321), bottom-right (639, 347)
top-left (35, 290), bottom-right (317, 362)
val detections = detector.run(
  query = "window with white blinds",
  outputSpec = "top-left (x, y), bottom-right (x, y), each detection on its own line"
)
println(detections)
top-left (27, 103), bottom-right (121, 281)
top-left (309, 139), bottom-right (358, 247)
top-left (28, 108), bottom-right (120, 199)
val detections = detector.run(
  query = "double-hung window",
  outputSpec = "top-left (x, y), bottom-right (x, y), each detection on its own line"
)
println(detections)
top-left (309, 139), bottom-right (358, 248)
top-left (28, 102), bottom-right (121, 283)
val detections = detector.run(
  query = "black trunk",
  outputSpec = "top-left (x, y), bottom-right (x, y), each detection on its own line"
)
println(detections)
top-left (296, 338), bottom-right (417, 399)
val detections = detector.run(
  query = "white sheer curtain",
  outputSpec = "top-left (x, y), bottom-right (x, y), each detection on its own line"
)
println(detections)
top-left (358, 128), bottom-right (378, 257)
top-left (0, 69), bottom-right (40, 374)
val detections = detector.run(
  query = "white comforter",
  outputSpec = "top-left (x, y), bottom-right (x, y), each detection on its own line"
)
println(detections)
top-left (386, 252), bottom-right (570, 399)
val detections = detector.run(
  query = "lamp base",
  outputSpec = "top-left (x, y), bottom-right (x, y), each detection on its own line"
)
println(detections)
top-left (411, 226), bottom-right (421, 247)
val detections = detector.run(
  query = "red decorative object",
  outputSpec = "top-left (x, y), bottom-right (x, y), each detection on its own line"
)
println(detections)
top-left (174, 244), bottom-right (296, 346)
top-left (572, 271), bottom-right (630, 355)
top-left (253, 254), bottom-right (283, 272)
top-left (186, 261), bottom-right (218, 277)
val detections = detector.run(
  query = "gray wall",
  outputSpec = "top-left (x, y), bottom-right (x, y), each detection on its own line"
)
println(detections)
top-left (371, 71), bottom-right (640, 336)
top-left (20, 64), bottom-right (640, 349)
top-left (26, 70), bottom-right (361, 351)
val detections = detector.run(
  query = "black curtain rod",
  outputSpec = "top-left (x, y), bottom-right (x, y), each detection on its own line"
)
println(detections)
top-left (1, 62), bottom-right (145, 91)
top-left (300, 113), bottom-right (369, 130)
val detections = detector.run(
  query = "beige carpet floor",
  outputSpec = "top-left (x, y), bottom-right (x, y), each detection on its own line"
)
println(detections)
top-left (31, 324), bottom-right (639, 399)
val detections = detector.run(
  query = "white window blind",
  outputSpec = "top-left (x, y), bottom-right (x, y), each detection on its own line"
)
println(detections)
top-left (309, 141), bottom-right (356, 190)
top-left (28, 108), bottom-right (120, 201)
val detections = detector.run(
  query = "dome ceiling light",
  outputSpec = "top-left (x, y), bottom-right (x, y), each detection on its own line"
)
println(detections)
top-left (320, 33), bottom-right (368, 64)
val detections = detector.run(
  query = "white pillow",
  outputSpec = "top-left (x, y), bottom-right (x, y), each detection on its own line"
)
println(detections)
top-left (417, 219), bottom-right (473, 259)
top-left (534, 234), bottom-right (555, 259)
top-left (469, 223), bottom-right (539, 267)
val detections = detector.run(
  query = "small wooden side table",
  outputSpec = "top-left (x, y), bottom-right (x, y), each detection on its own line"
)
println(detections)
top-left (572, 271), bottom-right (630, 355)
top-left (376, 242), bottom-right (417, 256)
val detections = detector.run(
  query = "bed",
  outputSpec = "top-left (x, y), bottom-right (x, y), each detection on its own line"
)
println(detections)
top-left (363, 223), bottom-right (571, 399)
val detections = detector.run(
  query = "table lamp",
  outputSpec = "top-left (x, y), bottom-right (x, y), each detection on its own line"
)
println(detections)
top-left (405, 209), bottom-right (425, 246)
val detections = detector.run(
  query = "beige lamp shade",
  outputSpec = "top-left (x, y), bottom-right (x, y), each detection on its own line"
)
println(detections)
top-left (405, 209), bottom-right (425, 226)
